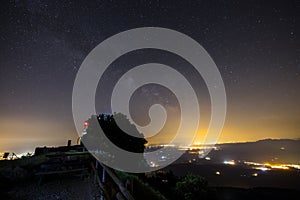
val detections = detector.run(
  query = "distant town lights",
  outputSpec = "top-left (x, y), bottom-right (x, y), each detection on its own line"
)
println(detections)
top-left (255, 167), bottom-right (270, 171)
top-left (223, 160), bottom-right (235, 165)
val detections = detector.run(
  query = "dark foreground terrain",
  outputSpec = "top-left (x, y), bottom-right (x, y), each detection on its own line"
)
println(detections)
top-left (1, 175), bottom-right (99, 200)
top-left (1, 140), bottom-right (299, 200)
top-left (1, 170), bottom-right (299, 200)
top-left (1, 162), bottom-right (299, 200)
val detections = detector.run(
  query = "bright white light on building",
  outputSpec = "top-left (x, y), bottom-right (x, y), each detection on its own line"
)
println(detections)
top-left (223, 160), bottom-right (235, 165)
top-left (255, 167), bottom-right (270, 171)
top-left (150, 161), bottom-right (158, 167)
top-left (198, 150), bottom-right (204, 155)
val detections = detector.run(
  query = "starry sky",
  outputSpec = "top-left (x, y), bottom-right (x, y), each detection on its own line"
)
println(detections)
top-left (0, 0), bottom-right (299, 154)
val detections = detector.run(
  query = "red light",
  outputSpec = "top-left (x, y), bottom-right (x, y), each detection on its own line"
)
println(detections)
top-left (84, 122), bottom-right (89, 126)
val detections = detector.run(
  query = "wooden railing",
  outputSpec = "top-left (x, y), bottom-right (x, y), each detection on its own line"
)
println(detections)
top-left (34, 150), bottom-right (134, 200)
top-left (91, 160), bottom-right (135, 200)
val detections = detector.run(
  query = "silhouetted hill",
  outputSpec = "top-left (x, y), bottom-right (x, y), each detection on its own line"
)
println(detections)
top-left (208, 139), bottom-right (300, 164)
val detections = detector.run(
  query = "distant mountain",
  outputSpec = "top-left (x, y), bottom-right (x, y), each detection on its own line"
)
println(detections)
top-left (208, 139), bottom-right (300, 164)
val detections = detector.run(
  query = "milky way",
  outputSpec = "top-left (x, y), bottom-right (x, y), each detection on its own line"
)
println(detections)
top-left (0, 0), bottom-right (299, 153)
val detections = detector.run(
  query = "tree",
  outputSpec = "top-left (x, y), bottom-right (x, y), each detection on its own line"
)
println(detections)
top-left (175, 174), bottom-right (212, 200)
top-left (81, 113), bottom-right (148, 167)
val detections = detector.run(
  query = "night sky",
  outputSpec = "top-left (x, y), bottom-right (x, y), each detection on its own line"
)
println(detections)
top-left (0, 0), bottom-right (299, 154)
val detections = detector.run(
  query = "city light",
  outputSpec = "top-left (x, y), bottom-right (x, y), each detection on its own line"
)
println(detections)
top-left (205, 157), bottom-right (211, 160)
top-left (223, 160), bottom-right (235, 165)
top-left (255, 167), bottom-right (270, 171)
top-left (244, 161), bottom-right (299, 170)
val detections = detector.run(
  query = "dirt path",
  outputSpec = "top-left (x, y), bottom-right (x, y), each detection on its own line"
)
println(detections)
top-left (7, 175), bottom-right (100, 200)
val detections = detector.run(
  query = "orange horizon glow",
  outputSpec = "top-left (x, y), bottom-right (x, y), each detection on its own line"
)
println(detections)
top-left (1, 110), bottom-right (300, 154)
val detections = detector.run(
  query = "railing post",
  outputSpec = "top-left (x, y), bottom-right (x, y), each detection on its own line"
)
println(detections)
top-left (100, 167), bottom-right (105, 200)
top-left (99, 163), bottom-right (135, 200)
